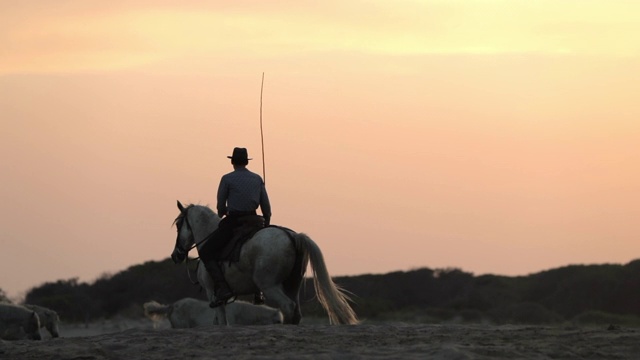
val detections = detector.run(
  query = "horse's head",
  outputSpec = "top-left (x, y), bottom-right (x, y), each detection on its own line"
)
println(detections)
top-left (171, 200), bottom-right (194, 264)
top-left (43, 309), bottom-right (60, 338)
top-left (171, 201), bottom-right (221, 263)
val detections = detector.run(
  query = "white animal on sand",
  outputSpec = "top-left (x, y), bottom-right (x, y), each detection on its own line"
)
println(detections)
top-left (0, 303), bottom-right (42, 340)
top-left (143, 298), bottom-right (283, 327)
top-left (24, 304), bottom-right (60, 338)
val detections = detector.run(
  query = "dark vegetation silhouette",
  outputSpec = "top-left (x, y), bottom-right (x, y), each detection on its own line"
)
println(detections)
top-left (15, 259), bottom-right (640, 326)
top-left (0, 288), bottom-right (10, 303)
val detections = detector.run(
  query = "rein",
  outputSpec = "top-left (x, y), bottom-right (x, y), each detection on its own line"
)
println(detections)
top-left (185, 257), bottom-right (201, 285)
top-left (177, 208), bottom-right (215, 286)
top-left (179, 208), bottom-right (215, 251)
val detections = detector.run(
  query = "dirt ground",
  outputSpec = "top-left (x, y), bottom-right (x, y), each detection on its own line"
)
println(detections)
top-left (1, 320), bottom-right (639, 359)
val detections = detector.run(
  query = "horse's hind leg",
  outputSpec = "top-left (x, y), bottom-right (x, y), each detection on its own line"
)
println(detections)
top-left (291, 299), bottom-right (302, 325)
top-left (284, 286), bottom-right (302, 325)
top-left (262, 286), bottom-right (296, 324)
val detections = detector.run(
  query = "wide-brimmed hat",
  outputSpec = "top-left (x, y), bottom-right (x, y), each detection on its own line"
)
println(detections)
top-left (227, 147), bottom-right (252, 163)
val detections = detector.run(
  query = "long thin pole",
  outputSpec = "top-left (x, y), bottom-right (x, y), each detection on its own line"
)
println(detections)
top-left (260, 72), bottom-right (266, 184)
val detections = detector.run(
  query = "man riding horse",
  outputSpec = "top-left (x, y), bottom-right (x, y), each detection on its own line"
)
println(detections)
top-left (200, 147), bottom-right (271, 308)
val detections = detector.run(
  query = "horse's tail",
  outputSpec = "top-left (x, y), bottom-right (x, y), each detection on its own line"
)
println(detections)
top-left (143, 301), bottom-right (172, 320)
top-left (295, 233), bottom-right (359, 325)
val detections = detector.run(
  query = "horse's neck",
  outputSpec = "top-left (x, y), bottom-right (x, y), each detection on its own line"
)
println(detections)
top-left (193, 217), bottom-right (219, 250)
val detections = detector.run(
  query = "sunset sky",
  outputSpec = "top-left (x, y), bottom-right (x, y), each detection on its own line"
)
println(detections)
top-left (1, 1), bottom-right (639, 299)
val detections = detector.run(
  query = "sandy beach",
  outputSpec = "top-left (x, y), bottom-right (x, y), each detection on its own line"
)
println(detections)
top-left (1, 319), bottom-right (638, 359)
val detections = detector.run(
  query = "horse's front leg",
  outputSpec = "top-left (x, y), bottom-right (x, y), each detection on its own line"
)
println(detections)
top-left (197, 264), bottom-right (229, 325)
top-left (213, 306), bottom-right (228, 325)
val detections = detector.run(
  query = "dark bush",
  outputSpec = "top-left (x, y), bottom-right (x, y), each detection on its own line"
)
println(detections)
top-left (21, 258), bottom-right (640, 324)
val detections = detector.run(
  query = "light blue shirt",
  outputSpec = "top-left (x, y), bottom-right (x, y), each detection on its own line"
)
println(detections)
top-left (217, 167), bottom-right (271, 219)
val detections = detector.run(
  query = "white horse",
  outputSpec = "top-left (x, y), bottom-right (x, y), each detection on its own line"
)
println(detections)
top-left (0, 303), bottom-right (42, 340)
top-left (24, 304), bottom-right (60, 338)
top-left (143, 298), bottom-right (283, 327)
top-left (171, 201), bottom-right (358, 325)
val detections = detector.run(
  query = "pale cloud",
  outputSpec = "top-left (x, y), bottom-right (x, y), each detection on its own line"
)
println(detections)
top-left (1, 1), bottom-right (638, 75)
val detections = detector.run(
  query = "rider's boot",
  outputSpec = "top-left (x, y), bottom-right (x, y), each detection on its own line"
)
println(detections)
top-left (202, 259), bottom-right (234, 308)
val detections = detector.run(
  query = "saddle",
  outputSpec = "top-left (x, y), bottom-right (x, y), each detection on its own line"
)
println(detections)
top-left (216, 215), bottom-right (265, 262)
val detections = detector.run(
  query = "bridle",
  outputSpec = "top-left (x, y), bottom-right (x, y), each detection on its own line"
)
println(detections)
top-left (174, 206), bottom-right (214, 256)
top-left (174, 206), bottom-right (215, 285)
top-left (173, 212), bottom-right (196, 259)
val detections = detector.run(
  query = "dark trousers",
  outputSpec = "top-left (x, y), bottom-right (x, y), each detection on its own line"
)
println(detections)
top-left (199, 216), bottom-right (237, 263)
top-left (199, 211), bottom-right (263, 304)
top-left (199, 216), bottom-right (239, 302)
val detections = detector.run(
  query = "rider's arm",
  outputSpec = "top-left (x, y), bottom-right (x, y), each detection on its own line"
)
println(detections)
top-left (260, 182), bottom-right (271, 225)
top-left (217, 176), bottom-right (229, 217)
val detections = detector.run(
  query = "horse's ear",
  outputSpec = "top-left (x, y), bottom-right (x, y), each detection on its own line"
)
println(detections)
top-left (177, 200), bottom-right (185, 212)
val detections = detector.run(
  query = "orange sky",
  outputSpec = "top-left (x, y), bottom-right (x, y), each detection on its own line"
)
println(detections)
top-left (1, 1), bottom-right (639, 299)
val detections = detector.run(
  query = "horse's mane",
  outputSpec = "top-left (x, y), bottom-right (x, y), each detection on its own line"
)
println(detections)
top-left (173, 203), bottom-right (216, 228)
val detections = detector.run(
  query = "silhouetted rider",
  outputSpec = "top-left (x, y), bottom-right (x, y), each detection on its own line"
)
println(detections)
top-left (200, 147), bottom-right (271, 307)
